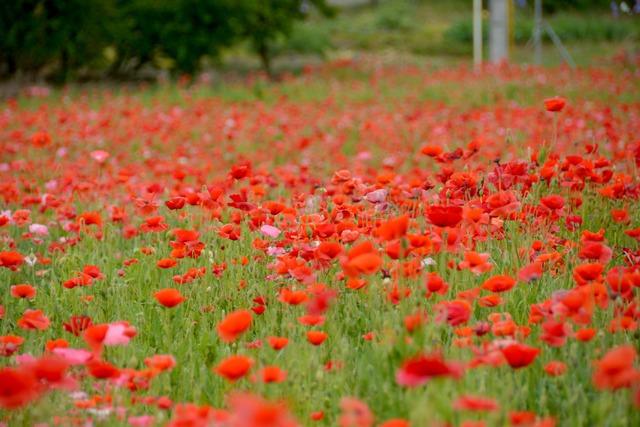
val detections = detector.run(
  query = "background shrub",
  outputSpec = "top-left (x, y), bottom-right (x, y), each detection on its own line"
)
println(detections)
top-left (0, 0), bottom-right (333, 81)
top-left (444, 12), bottom-right (639, 48)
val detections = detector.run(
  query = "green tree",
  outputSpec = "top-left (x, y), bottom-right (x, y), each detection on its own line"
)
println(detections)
top-left (0, 0), bottom-right (118, 80)
top-left (112, 0), bottom-right (241, 76)
top-left (236, 0), bottom-right (334, 78)
top-left (540, 0), bottom-right (610, 13)
top-left (0, 0), bottom-right (336, 81)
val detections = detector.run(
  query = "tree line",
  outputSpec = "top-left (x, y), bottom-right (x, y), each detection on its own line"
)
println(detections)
top-left (0, 0), bottom-right (333, 82)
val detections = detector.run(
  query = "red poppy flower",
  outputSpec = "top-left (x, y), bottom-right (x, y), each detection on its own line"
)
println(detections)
top-left (519, 262), bottom-right (543, 283)
top-left (592, 345), bottom-right (640, 390)
top-left (83, 265), bottom-right (104, 279)
top-left (380, 420), bottom-right (410, 427)
top-left (267, 336), bottom-right (289, 350)
top-left (64, 315), bottom-right (93, 336)
top-left (83, 323), bottom-right (114, 352)
top-left (78, 211), bottom-right (102, 227)
top-left (342, 241), bottom-right (383, 278)
top-left (339, 397), bottom-right (374, 427)
top-left (404, 311), bottom-right (427, 333)
top-left (376, 215), bottom-right (409, 241)
top-left (578, 241), bottom-right (612, 264)
top-left (453, 395), bottom-right (499, 412)
top-left (426, 205), bottom-right (463, 228)
top-left (214, 355), bottom-right (253, 382)
top-left (482, 275), bottom-right (516, 293)
top-left (315, 241), bottom-right (343, 261)
top-left (425, 272), bottom-right (449, 296)
top-left (509, 411), bottom-right (537, 426)
top-left (17, 309), bottom-right (50, 331)
top-left (154, 288), bottom-right (185, 308)
top-left (611, 208), bottom-right (630, 224)
top-left (311, 411), bottom-right (325, 421)
top-left (501, 343), bottom-right (540, 369)
top-left (575, 328), bottom-right (596, 342)
top-left (544, 96), bottom-right (566, 112)
top-left (573, 263), bottom-right (604, 285)
top-left (45, 338), bottom-right (68, 352)
top-left (0, 335), bottom-right (25, 357)
top-left (31, 130), bottom-right (51, 147)
top-left (218, 223), bottom-right (241, 240)
top-left (458, 251), bottom-right (493, 275)
top-left (540, 194), bottom-right (564, 210)
top-left (157, 258), bottom-right (178, 269)
top-left (166, 197), bottom-right (186, 210)
top-left (260, 366), bottom-right (287, 383)
top-left (226, 392), bottom-right (298, 426)
top-left (478, 294), bottom-right (502, 307)
top-left (0, 251), bottom-right (24, 269)
top-left (437, 299), bottom-right (472, 326)
top-left (298, 314), bottom-right (325, 326)
top-left (0, 367), bottom-right (40, 409)
top-left (217, 310), bottom-right (252, 343)
top-left (624, 227), bottom-right (640, 241)
top-left (10, 284), bottom-right (36, 299)
top-left (420, 144), bottom-right (444, 157)
top-left (87, 359), bottom-right (120, 379)
top-left (140, 216), bottom-right (168, 232)
top-left (277, 286), bottom-right (307, 305)
top-left (396, 353), bottom-right (463, 387)
top-left (29, 355), bottom-right (70, 384)
top-left (145, 354), bottom-right (176, 372)
top-left (345, 253), bottom-right (382, 276)
top-left (306, 330), bottom-right (328, 346)
top-left (544, 361), bottom-right (567, 377)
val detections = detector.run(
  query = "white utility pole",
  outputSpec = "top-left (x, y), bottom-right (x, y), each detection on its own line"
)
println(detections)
top-left (534, 0), bottom-right (543, 65)
top-left (489, 0), bottom-right (508, 63)
top-left (473, 0), bottom-right (483, 68)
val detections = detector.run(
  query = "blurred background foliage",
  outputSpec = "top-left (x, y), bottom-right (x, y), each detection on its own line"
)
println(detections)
top-left (0, 0), bottom-right (638, 82)
top-left (0, 0), bottom-right (334, 81)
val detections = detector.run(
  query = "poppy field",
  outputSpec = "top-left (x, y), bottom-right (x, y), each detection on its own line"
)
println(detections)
top-left (1, 60), bottom-right (640, 427)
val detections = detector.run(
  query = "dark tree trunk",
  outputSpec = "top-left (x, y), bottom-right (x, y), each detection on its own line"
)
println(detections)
top-left (8, 56), bottom-right (17, 75)
top-left (58, 48), bottom-right (70, 83)
top-left (257, 42), bottom-right (274, 80)
top-left (5, 54), bottom-right (17, 77)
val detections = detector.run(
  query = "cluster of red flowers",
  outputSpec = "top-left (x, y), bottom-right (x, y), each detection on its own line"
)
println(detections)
top-left (0, 61), bottom-right (639, 426)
